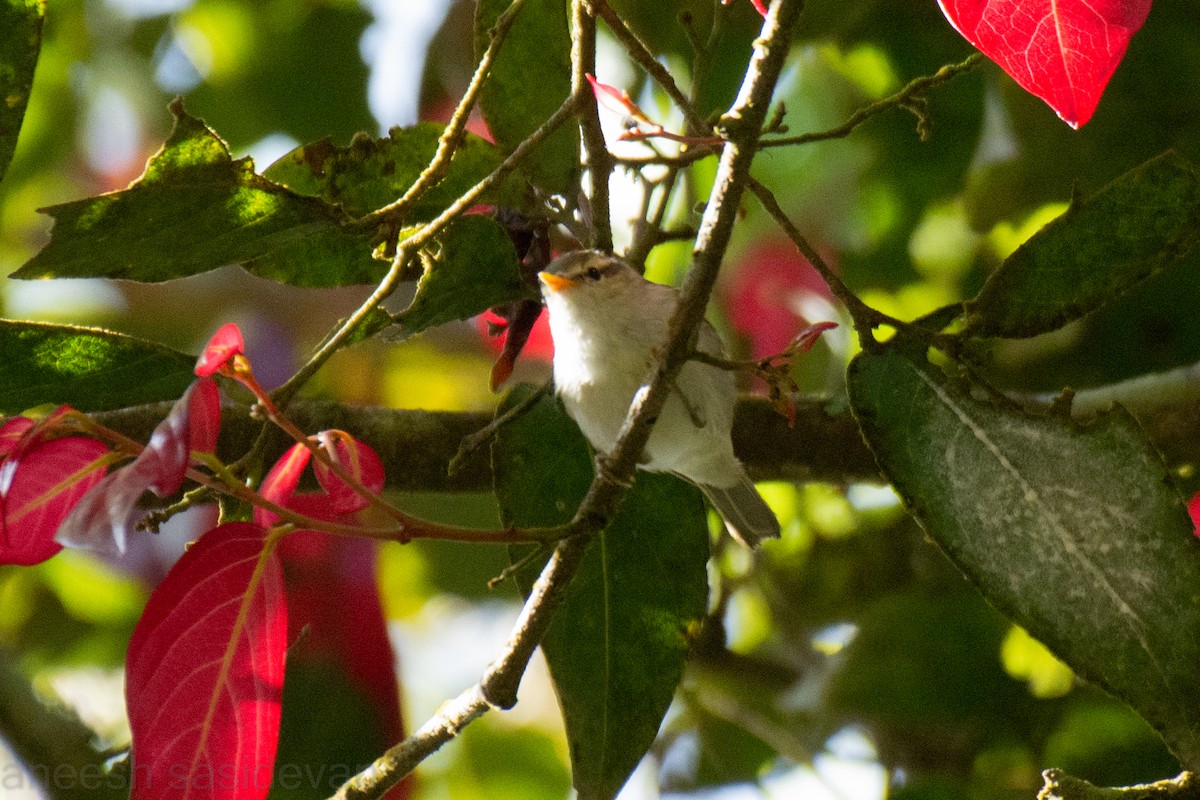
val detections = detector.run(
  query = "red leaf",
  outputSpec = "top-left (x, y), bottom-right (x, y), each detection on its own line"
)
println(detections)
top-left (0, 417), bottom-right (35, 458)
top-left (312, 432), bottom-right (385, 514)
top-left (126, 522), bottom-right (287, 800)
top-left (586, 73), bottom-right (644, 120)
top-left (938, 0), bottom-right (1151, 128)
top-left (189, 377), bottom-right (222, 455)
top-left (195, 323), bottom-right (246, 377)
top-left (254, 443), bottom-right (310, 529)
top-left (0, 437), bottom-right (110, 565)
top-left (277, 525), bottom-right (405, 744)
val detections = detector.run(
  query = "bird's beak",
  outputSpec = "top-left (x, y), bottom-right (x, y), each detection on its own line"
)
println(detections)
top-left (538, 271), bottom-right (578, 293)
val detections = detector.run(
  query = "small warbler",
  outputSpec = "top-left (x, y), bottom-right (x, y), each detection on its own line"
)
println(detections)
top-left (538, 250), bottom-right (781, 547)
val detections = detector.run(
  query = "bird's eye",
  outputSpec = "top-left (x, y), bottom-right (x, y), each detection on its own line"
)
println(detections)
top-left (586, 266), bottom-right (602, 281)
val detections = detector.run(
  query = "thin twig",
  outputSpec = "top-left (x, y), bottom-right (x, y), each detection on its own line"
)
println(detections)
top-left (760, 52), bottom-right (983, 148)
top-left (273, 96), bottom-right (579, 409)
top-left (748, 178), bottom-right (960, 351)
top-left (448, 381), bottom-right (550, 476)
top-left (588, 0), bottom-right (709, 135)
top-left (359, 0), bottom-right (533, 229)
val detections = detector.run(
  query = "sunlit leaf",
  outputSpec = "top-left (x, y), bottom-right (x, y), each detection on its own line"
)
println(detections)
top-left (263, 123), bottom-right (527, 219)
top-left (0, 435), bottom-right (109, 565)
top-left (964, 152), bottom-right (1200, 339)
top-left (0, 321), bottom-right (196, 414)
top-left (14, 100), bottom-right (382, 287)
top-left (938, 0), bottom-right (1151, 127)
top-left (126, 522), bottom-right (286, 800)
top-left (848, 346), bottom-right (1200, 769)
top-left (494, 387), bottom-right (710, 800)
top-left (390, 215), bottom-right (530, 338)
top-left (476, 0), bottom-right (577, 195)
top-left (0, 0), bottom-right (43, 184)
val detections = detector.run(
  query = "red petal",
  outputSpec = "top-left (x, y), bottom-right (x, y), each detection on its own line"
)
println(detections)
top-left (1, 437), bottom-right (110, 565)
top-left (195, 323), bottom-right (246, 377)
top-left (938, 0), bottom-right (1151, 128)
top-left (312, 431), bottom-right (385, 515)
top-left (126, 522), bottom-right (287, 800)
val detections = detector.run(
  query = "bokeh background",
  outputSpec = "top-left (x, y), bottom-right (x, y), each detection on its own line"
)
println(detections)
top-left (2, 0), bottom-right (1199, 798)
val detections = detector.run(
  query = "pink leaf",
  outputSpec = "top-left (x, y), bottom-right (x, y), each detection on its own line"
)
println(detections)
top-left (311, 432), bottom-right (385, 515)
top-left (57, 379), bottom-right (214, 554)
top-left (938, 0), bottom-right (1151, 127)
top-left (126, 522), bottom-right (287, 800)
top-left (195, 323), bottom-right (245, 377)
top-left (0, 437), bottom-right (110, 565)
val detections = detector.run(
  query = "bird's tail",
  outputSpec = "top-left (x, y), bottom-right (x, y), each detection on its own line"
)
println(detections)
top-left (700, 475), bottom-right (781, 548)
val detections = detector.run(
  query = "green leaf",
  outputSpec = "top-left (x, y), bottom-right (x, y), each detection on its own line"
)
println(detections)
top-left (847, 346), bottom-right (1200, 769)
top-left (0, 320), bottom-right (196, 413)
top-left (0, 0), bottom-right (43, 185)
top-left (476, 0), bottom-right (577, 195)
top-left (964, 152), bottom-right (1200, 338)
top-left (493, 386), bottom-right (710, 800)
top-left (13, 100), bottom-right (382, 287)
top-left (390, 215), bottom-right (530, 337)
top-left (263, 123), bottom-right (528, 220)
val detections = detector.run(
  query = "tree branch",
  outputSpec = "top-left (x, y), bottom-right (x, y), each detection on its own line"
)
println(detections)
top-left (325, 2), bottom-right (806, 797)
top-left (572, 0), bottom-right (613, 251)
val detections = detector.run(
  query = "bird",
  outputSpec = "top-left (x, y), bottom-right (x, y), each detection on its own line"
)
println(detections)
top-left (538, 249), bottom-right (781, 547)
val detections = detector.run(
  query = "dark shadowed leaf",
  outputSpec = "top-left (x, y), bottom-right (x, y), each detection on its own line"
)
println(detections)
top-left (0, 320), bottom-right (196, 414)
top-left (493, 386), bottom-right (710, 800)
top-left (126, 522), bottom-right (287, 800)
top-left (0, 0), bottom-right (43, 184)
top-left (938, 0), bottom-right (1150, 127)
top-left (963, 152), bottom-right (1200, 339)
top-left (847, 346), bottom-right (1200, 769)
top-left (14, 100), bottom-right (382, 287)
top-left (263, 123), bottom-right (527, 220)
top-left (476, 0), bottom-right (577, 195)
top-left (389, 214), bottom-right (530, 338)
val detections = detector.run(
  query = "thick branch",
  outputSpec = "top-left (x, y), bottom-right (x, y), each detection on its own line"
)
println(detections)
top-left (91, 394), bottom-right (881, 488)
top-left (572, 0), bottom-right (613, 251)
